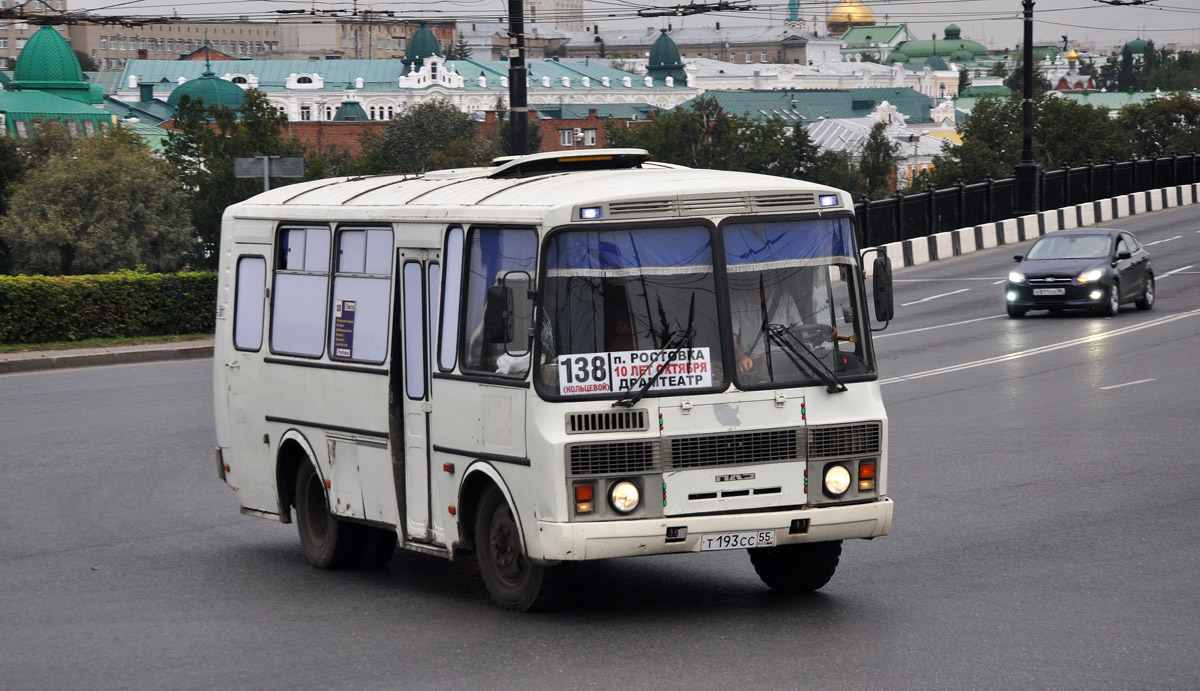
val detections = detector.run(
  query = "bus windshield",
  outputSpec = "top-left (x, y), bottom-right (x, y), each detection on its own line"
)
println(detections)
top-left (724, 218), bottom-right (872, 389)
top-left (538, 225), bottom-right (723, 398)
top-left (535, 218), bottom-right (872, 400)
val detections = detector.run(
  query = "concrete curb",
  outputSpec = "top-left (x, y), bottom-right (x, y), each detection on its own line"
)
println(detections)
top-left (0, 342), bottom-right (213, 375)
top-left (865, 182), bottom-right (1198, 276)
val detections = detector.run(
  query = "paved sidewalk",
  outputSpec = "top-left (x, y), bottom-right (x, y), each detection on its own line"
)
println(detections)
top-left (0, 338), bottom-right (214, 374)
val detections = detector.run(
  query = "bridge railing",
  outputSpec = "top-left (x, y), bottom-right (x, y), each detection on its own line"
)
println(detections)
top-left (855, 153), bottom-right (1200, 248)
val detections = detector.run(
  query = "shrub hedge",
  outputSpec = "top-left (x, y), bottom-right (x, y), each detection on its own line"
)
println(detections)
top-left (0, 270), bottom-right (217, 344)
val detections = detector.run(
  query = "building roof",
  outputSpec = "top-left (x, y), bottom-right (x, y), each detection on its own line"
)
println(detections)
top-left (700, 87), bottom-right (936, 125)
top-left (14, 26), bottom-right (82, 84)
top-left (0, 89), bottom-right (114, 136)
top-left (101, 95), bottom-right (178, 126)
top-left (167, 67), bottom-right (246, 109)
top-left (333, 100), bottom-right (369, 121)
top-left (840, 25), bottom-right (906, 48)
top-left (563, 25), bottom-right (808, 52)
top-left (806, 116), bottom-right (945, 158)
top-left (404, 23), bottom-right (443, 68)
top-left (533, 103), bottom-right (661, 120)
top-left (647, 29), bottom-right (686, 83)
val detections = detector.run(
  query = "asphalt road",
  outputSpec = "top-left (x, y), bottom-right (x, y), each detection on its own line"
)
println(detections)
top-left (2, 205), bottom-right (1199, 690)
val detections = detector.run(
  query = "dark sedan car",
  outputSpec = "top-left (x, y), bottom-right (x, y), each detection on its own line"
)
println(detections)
top-left (1005, 228), bottom-right (1154, 318)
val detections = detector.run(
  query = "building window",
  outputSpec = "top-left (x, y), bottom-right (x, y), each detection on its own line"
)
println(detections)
top-left (100, 37), bottom-right (107, 50)
top-left (297, 76), bottom-right (313, 84)
top-left (231, 76), bottom-right (248, 84)
top-left (299, 106), bottom-right (311, 121)
top-left (139, 38), bottom-right (146, 50)
top-left (326, 106), bottom-right (334, 120)
top-left (167, 39), bottom-right (174, 52)
top-left (762, 51), bottom-right (768, 62)
top-left (745, 52), bottom-right (752, 63)
top-left (584, 129), bottom-right (597, 146)
top-left (559, 129), bottom-right (573, 147)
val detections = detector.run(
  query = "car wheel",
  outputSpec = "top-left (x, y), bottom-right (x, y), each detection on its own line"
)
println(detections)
top-left (748, 541), bottom-right (842, 593)
top-left (1103, 280), bottom-right (1121, 317)
top-left (474, 486), bottom-right (562, 611)
top-left (1136, 274), bottom-right (1155, 310)
top-left (1006, 305), bottom-right (1027, 318)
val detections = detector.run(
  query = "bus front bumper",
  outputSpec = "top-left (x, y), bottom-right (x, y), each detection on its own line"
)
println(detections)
top-left (534, 498), bottom-right (892, 561)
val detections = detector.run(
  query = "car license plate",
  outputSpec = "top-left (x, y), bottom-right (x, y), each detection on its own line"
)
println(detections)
top-left (699, 530), bottom-right (776, 551)
top-left (1033, 288), bottom-right (1065, 296)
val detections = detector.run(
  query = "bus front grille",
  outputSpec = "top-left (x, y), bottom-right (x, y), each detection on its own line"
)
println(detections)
top-left (665, 428), bottom-right (803, 470)
top-left (566, 409), bottom-right (649, 434)
top-left (807, 422), bottom-right (882, 459)
top-left (568, 440), bottom-right (660, 476)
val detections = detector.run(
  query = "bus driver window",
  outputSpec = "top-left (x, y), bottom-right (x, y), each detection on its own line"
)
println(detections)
top-left (461, 227), bottom-right (537, 375)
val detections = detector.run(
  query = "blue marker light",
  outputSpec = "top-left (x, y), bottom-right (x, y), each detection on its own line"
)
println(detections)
top-left (818, 194), bottom-right (839, 208)
top-left (580, 206), bottom-right (603, 220)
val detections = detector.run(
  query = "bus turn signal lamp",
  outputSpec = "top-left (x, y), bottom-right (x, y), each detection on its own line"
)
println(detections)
top-left (575, 484), bottom-right (595, 514)
top-left (858, 461), bottom-right (876, 492)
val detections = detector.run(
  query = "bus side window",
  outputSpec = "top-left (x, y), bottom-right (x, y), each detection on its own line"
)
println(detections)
top-left (271, 226), bottom-right (331, 358)
top-left (233, 255), bottom-right (266, 351)
top-left (462, 227), bottom-right (537, 374)
top-left (438, 227), bottom-right (464, 372)
top-left (329, 227), bottom-right (393, 363)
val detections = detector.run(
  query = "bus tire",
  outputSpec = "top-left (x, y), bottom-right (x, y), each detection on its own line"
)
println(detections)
top-left (474, 486), bottom-right (560, 611)
top-left (748, 540), bottom-right (842, 593)
top-left (295, 461), bottom-right (362, 569)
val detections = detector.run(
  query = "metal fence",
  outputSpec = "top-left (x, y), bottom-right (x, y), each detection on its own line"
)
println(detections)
top-left (855, 153), bottom-right (1200, 248)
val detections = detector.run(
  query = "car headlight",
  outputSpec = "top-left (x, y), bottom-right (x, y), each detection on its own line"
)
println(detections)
top-left (823, 465), bottom-right (851, 497)
top-left (1077, 268), bottom-right (1103, 283)
top-left (1008, 270), bottom-right (1025, 283)
top-left (609, 481), bottom-right (640, 513)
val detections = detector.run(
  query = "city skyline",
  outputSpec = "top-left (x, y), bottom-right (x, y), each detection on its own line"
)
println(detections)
top-left (62, 0), bottom-right (1200, 53)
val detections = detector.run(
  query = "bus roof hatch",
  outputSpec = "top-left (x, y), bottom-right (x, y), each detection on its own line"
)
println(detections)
top-left (487, 149), bottom-right (653, 179)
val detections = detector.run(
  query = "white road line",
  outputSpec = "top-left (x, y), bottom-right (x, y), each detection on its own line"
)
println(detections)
top-left (1162, 265), bottom-right (1195, 277)
top-left (879, 308), bottom-right (1200, 386)
top-left (876, 314), bottom-right (1004, 339)
top-left (1099, 379), bottom-right (1156, 390)
top-left (900, 288), bottom-right (970, 307)
top-left (992, 279), bottom-right (1007, 285)
top-left (895, 278), bottom-right (1009, 282)
top-left (1145, 235), bottom-right (1181, 246)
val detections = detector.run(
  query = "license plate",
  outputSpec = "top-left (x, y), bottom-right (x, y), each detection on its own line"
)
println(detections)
top-left (1033, 288), bottom-right (1065, 296)
top-left (699, 530), bottom-right (776, 551)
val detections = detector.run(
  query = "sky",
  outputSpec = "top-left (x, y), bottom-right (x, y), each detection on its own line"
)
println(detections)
top-left (65, 0), bottom-right (1200, 53)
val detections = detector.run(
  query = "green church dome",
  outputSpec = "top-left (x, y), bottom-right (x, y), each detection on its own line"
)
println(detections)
top-left (403, 23), bottom-right (443, 68)
top-left (167, 69), bottom-right (246, 110)
top-left (1125, 38), bottom-right (1149, 55)
top-left (14, 26), bottom-right (82, 84)
top-left (647, 29), bottom-right (686, 83)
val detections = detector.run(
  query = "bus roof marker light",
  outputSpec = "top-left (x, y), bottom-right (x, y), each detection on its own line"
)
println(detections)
top-left (819, 194), bottom-right (839, 208)
top-left (580, 206), bottom-right (602, 220)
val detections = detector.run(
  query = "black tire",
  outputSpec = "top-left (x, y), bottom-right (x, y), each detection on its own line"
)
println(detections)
top-left (295, 461), bottom-right (363, 569)
top-left (474, 486), bottom-right (561, 611)
top-left (1103, 280), bottom-right (1121, 317)
top-left (355, 526), bottom-right (398, 568)
top-left (1136, 274), bottom-right (1155, 310)
top-left (1006, 305), bottom-right (1027, 319)
top-left (749, 541), bottom-right (842, 593)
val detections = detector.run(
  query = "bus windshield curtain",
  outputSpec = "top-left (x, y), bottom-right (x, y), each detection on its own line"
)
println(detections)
top-left (724, 218), bottom-right (856, 267)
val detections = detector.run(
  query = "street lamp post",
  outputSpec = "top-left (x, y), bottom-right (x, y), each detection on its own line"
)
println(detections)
top-left (508, 0), bottom-right (529, 155)
top-left (1015, 0), bottom-right (1041, 215)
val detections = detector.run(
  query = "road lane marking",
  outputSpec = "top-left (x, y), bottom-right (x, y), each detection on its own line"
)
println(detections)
top-left (901, 288), bottom-right (970, 307)
top-left (1099, 379), bottom-right (1156, 390)
top-left (895, 278), bottom-right (1008, 282)
top-left (879, 308), bottom-right (1200, 386)
top-left (1161, 265), bottom-right (1194, 277)
top-left (876, 314), bottom-right (1004, 339)
top-left (1145, 235), bottom-right (1181, 246)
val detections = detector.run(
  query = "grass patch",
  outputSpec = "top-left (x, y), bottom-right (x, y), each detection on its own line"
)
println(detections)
top-left (0, 333), bottom-right (213, 354)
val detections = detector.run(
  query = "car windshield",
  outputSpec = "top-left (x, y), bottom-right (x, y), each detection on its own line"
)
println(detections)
top-left (537, 225), bottom-right (723, 398)
top-left (1027, 234), bottom-right (1111, 260)
top-left (725, 219), bottom-right (873, 389)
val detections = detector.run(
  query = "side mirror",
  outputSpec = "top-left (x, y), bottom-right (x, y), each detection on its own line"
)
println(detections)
top-left (483, 285), bottom-right (512, 345)
top-left (872, 256), bottom-right (894, 323)
top-left (1117, 250), bottom-right (1132, 260)
top-left (1013, 255), bottom-right (1024, 262)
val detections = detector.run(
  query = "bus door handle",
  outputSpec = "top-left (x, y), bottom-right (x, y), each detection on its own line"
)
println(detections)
top-left (227, 360), bottom-right (241, 371)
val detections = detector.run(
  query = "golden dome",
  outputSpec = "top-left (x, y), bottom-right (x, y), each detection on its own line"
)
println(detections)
top-left (1067, 48), bottom-right (1079, 61)
top-left (827, 0), bottom-right (876, 37)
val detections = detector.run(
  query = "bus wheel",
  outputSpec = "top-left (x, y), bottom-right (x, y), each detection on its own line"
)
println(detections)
top-left (475, 486), bottom-right (560, 611)
top-left (295, 461), bottom-right (362, 569)
top-left (748, 541), bottom-right (842, 593)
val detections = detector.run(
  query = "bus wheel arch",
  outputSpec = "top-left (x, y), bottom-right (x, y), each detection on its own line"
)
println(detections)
top-left (457, 463), bottom-right (521, 554)
top-left (274, 430), bottom-right (320, 524)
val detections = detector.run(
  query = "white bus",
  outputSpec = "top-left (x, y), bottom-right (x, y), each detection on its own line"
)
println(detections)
top-left (213, 149), bottom-right (895, 610)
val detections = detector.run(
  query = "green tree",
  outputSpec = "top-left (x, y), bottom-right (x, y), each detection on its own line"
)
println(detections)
top-left (0, 127), bottom-right (194, 275)
top-left (164, 89), bottom-right (304, 266)
top-left (859, 121), bottom-right (898, 198)
top-left (1003, 51), bottom-right (1051, 94)
top-left (1117, 45), bottom-right (1137, 92)
top-left (958, 65), bottom-right (972, 95)
top-left (605, 95), bottom-right (746, 170)
top-left (1035, 95), bottom-right (1129, 167)
top-left (1115, 92), bottom-right (1200, 158)
top-left (74, 49), bottom-right (98, 72)
top-left (371, 98), bottom-right (481, 174)
top-left (0, 137), bottom-right (26, 273)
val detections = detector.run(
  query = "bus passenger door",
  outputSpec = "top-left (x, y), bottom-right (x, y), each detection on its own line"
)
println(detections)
top-left (394, 251), bottom-right (440, 544)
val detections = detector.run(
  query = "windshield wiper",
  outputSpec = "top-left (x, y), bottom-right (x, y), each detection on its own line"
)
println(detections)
top-left (766, 325), bottom-right (847, 394)
top-left (613, 293), bottom-right (696, 408)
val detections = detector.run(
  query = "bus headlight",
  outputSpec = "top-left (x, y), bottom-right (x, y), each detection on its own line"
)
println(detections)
top-left (609, 481), bottom-right (640, 513)
top-left (823, 465), bottom-right (852, 497)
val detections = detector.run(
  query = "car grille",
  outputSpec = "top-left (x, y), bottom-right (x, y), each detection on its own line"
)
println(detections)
top-left (566, 422), bottom-right (882, 476)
